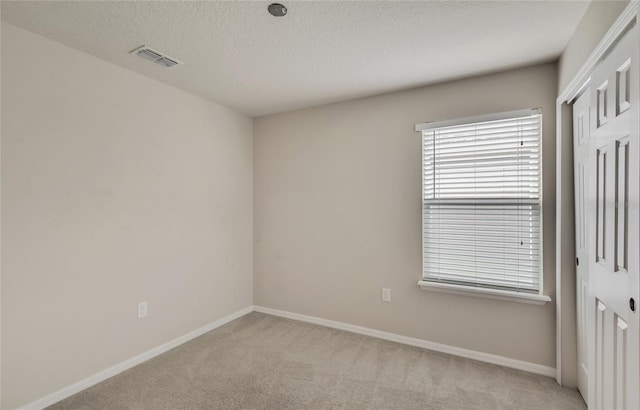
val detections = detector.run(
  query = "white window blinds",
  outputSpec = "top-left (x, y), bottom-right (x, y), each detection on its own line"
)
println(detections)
top-left (420, 110), bottom-right (542, 293)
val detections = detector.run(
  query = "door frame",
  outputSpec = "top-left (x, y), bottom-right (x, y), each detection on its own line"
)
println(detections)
top-left (556, 0), bottom-right (639, 386)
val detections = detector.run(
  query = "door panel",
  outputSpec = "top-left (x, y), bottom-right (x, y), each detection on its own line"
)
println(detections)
top-left (615, 138), bottom-right (629, 272)
top-left (589, 21), bottom-right (639, 410)
top-left (614, 315), bottom-right (628, 409)
top-left (573, 88), bottom-right (591, 404)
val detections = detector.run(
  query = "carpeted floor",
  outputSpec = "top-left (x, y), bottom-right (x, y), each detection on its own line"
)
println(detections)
top-left (48, 312), bottom-right (586, 410)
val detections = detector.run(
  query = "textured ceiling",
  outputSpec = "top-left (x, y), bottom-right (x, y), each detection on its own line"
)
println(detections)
top-left (1, 1), bottom-right (589, 117)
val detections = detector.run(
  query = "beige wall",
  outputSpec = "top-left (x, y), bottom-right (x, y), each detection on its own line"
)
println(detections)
top-left (254, 63), bottom-right (558, 368)
top-left (558, 0), bottom-right (629, 93)
top-left (1, 23), bottom-right (253, 409)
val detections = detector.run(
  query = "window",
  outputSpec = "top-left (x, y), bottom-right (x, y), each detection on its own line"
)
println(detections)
top-left (417, 109), bottom-right (543, 296)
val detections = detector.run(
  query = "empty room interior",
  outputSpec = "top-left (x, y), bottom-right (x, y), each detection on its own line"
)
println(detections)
top-left (2, 0), bottom-right (640, 409)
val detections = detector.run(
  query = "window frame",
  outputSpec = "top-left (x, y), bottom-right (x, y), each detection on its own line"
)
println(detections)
top-left (415, 108), bottom-right (551, 304)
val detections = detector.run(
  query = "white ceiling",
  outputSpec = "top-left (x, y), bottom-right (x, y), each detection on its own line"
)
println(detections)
top-left (1, 1), bottom-right (589, 117)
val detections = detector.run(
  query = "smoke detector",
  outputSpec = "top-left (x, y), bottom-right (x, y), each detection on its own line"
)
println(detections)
top-left (130, 46), bottom-right (182, 68)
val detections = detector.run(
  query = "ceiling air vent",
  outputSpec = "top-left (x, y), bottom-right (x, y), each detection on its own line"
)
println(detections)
top-left (130, 46), bottom-right (182, 68)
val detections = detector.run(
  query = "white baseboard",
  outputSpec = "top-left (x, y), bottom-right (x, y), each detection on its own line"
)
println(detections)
top-left (253, 305), bottom-right (556, 378)
top-left (18, 306), bottom-right (254, 410)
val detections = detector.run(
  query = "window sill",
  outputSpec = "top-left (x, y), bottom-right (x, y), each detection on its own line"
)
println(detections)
top-left (417, 280), bottom-right (552, 305)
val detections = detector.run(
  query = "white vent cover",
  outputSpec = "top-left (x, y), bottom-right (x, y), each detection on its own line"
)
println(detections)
top-left (130, 46), bottom-right (182, 68)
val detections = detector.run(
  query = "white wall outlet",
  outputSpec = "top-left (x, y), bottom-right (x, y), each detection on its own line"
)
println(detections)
top-left (382, 288), bottom-right (391, 303)
top-left (138, 301), bottom-right (148, 318)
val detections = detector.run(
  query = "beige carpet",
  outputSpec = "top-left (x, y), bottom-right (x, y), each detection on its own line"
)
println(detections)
top-left (48, 312), bottom-right (586, 410)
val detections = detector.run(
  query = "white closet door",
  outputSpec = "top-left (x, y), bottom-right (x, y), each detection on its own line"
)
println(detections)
top-left (588, 22), bottom-right (639, 410)
top-left (573, 89), bottom-right (591, 405)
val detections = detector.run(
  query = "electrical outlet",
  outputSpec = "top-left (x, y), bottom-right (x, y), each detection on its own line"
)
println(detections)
top-left (138, 302), bottom-right (148, 318)
top-left (382, 288), bottom-right (391, 303)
